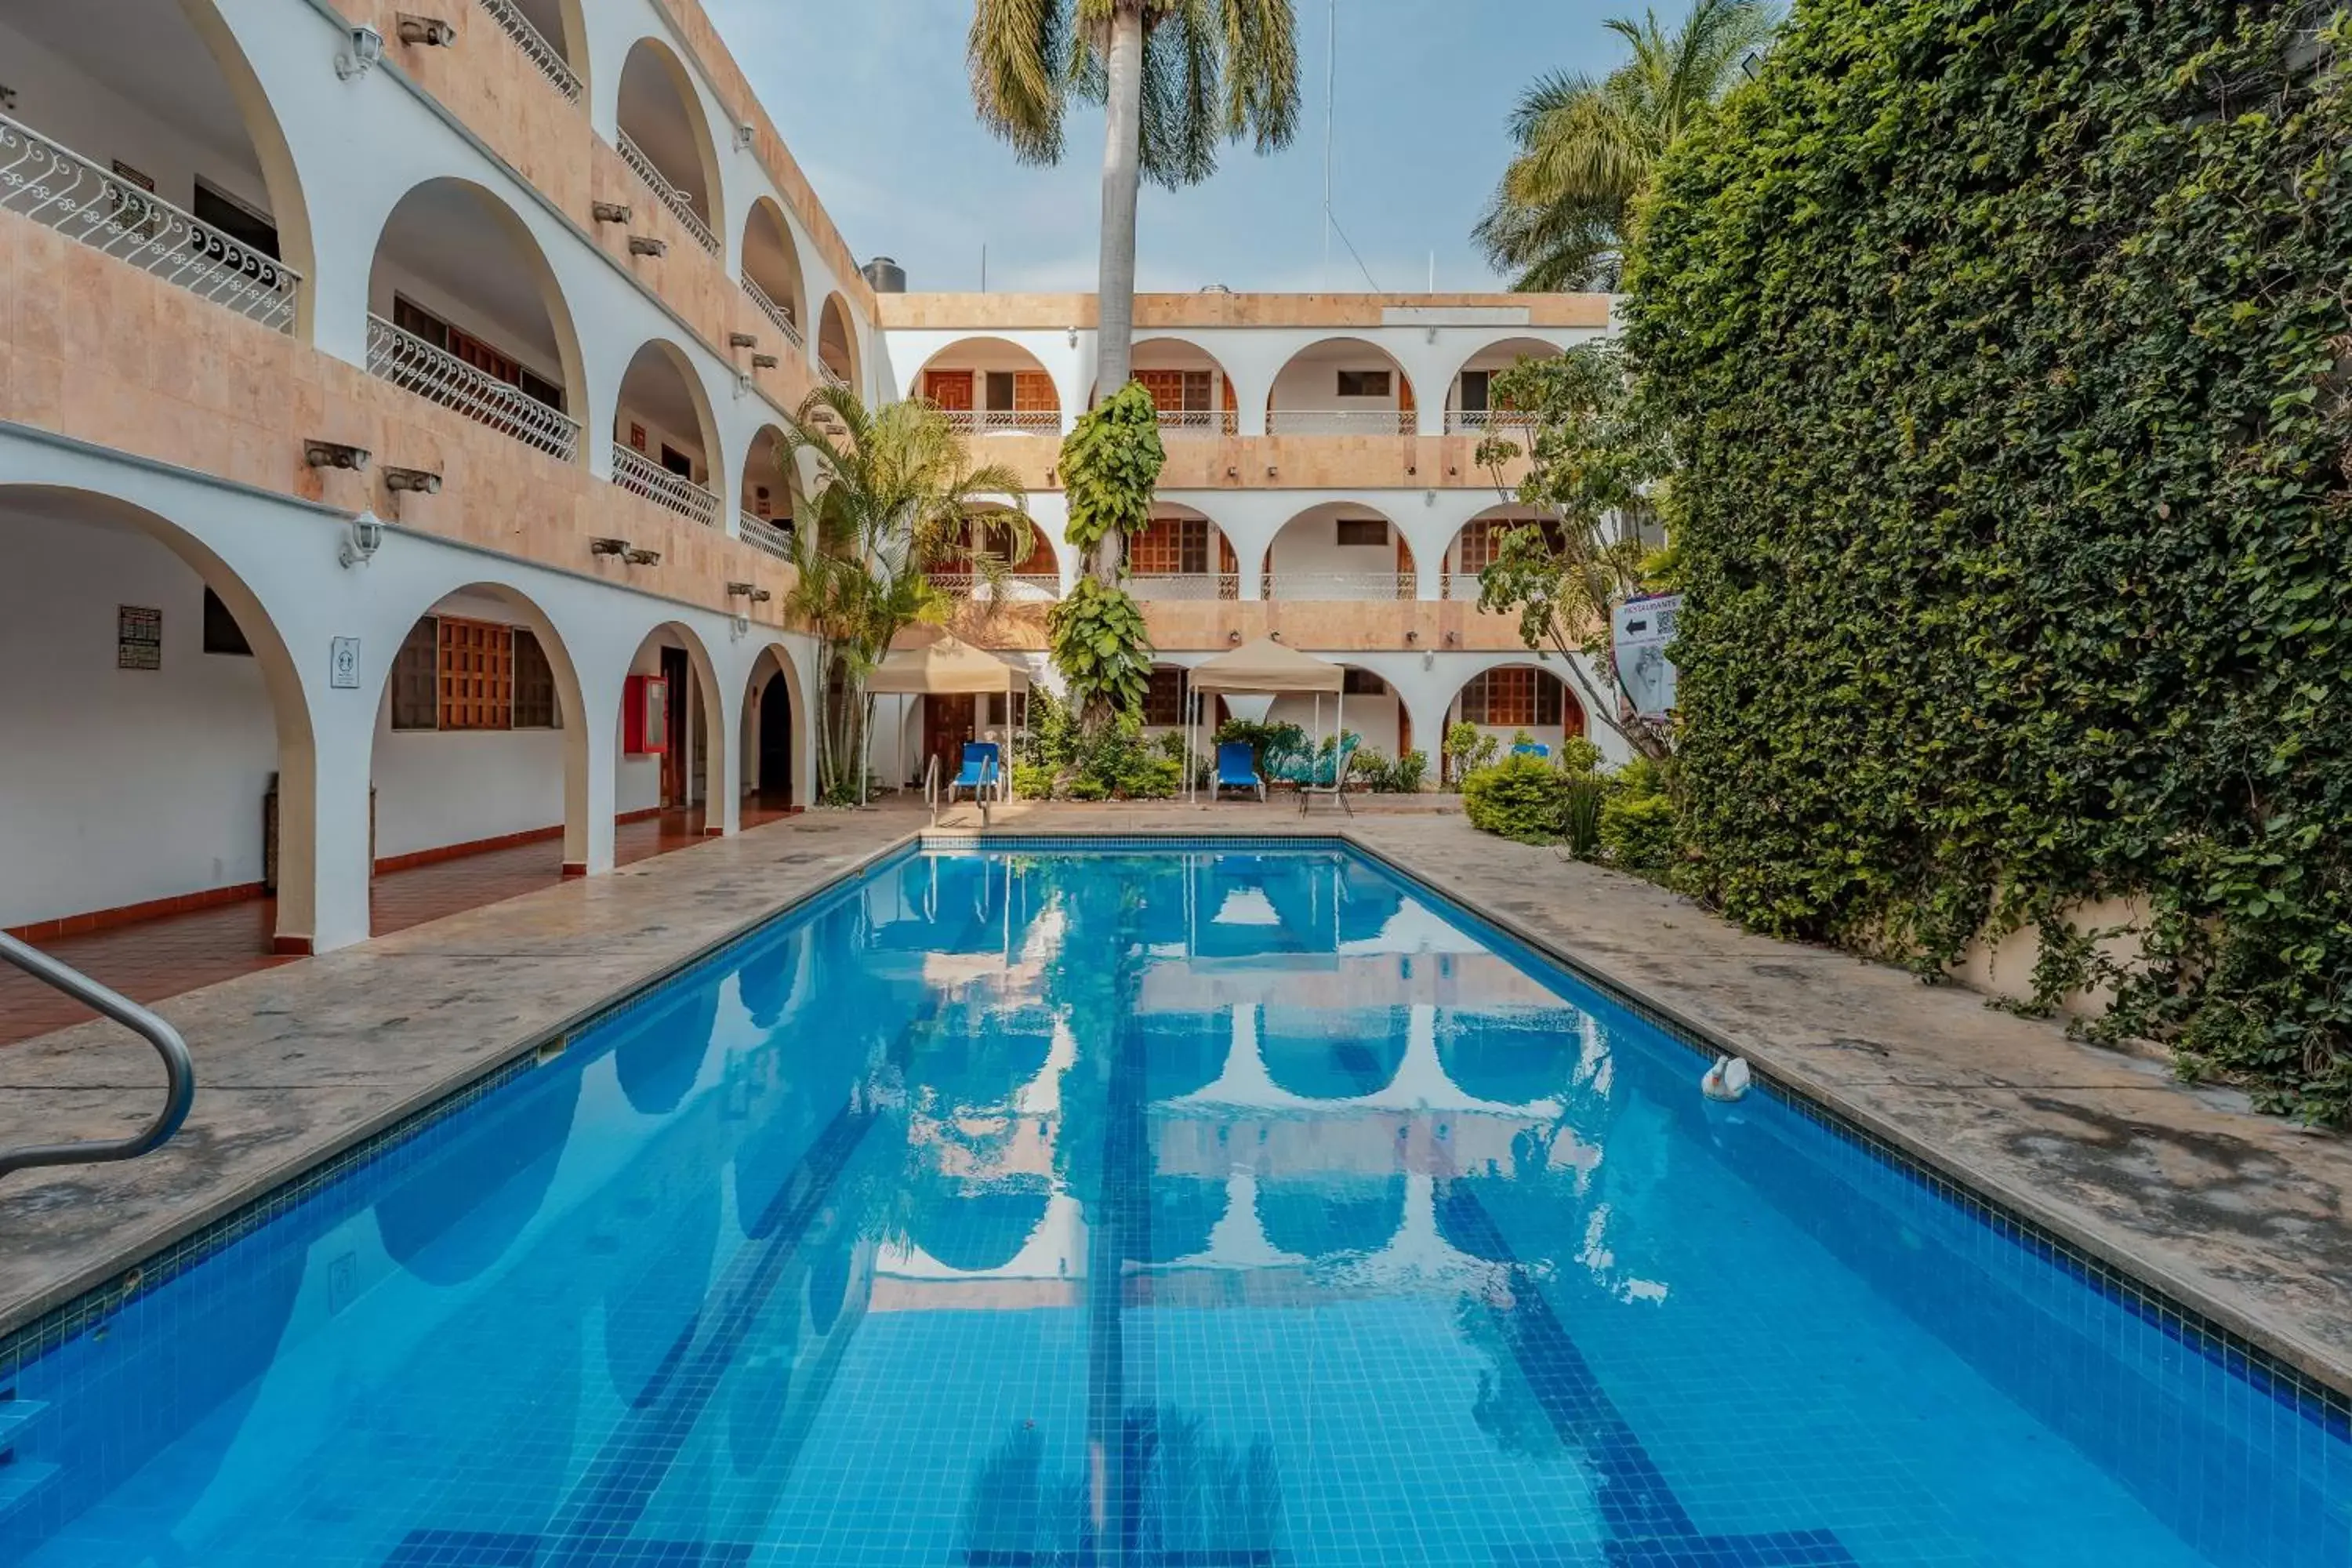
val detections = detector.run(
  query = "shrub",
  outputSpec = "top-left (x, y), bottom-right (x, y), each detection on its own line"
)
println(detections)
top-left (1389, 750), bottom-right (1429, 793)
top-left (1014, 763), bottom-right (1056, 800)
top-left (1562, 776), bottom-right (1607, 858)
top-left (1067, 775), bottom-right (1111, 801)
top-left (1461, 753), bottom-right (1572, 843)
top-left (1553, 735), bottom-right (1604, 777)
top-left (1443, 722), bottom-right (1500, 786)
top-left (1599, 792), bottom-right (1679, 874)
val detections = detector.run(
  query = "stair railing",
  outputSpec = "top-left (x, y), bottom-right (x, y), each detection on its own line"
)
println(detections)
top-left (0, 933), bottom-right (195, 1180)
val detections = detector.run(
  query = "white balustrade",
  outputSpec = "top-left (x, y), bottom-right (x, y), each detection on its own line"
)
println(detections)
top-left (612, 442), bottom-right (720, 526)
top-left (1154, 409), bottom-right (1237, 438)
top-left (939, 409), bottom-right (1062, 436)
top-left (367, 314), bottom-right (582, 462)
top-left (2, 113), bottom-right (301, 333)
top-left (1267, 572), bottom-right (1414, 601)
top-left (475, 0), bottom-right (581, 102)
top-left (1446, 408), bottom-right (1537, 435)
top-left (1265, 409), bottom-right (1417, 436)
top-left (1128, 573), bottom-right (1241, 602)
top-left (617, 129), bottom-right (719, 254)
top-left (932, 572), bottom-right (1062, 602)
top-left (742, 275), bottom-right (805, 349)
top-left (739, 512), bottom-right (794, 561)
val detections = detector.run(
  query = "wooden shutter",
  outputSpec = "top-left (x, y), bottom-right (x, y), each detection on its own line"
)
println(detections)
top-left (925, 370), bottom-right (975, 410)
top-left (437, 616), bottom-right (514, 731)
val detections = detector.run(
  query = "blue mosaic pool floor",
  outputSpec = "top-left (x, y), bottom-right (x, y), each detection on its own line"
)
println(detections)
top-left (2, 848), bottom-right (2344, 1565)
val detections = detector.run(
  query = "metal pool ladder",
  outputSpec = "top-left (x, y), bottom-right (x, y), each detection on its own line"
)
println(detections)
top-left (0, 933), bottom-right (196, 1180)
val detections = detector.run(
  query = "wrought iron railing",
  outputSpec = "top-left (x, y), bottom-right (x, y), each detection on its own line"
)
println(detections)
top-left (742, 275), bottom-right (804, 348)
top-left (1268, 572), bottom-right (1416, 601)
top-left (617, 129), bottom-right (718, 254)
top-left (474, 0), bottom-right (581, 102)
top-left (1128, 572), bottom-right (1241, 601)
top-left (739, 512), bottom-right (794, 560)
top-left (367, 314), bottom-right (581, 462)
top-left (612, 443), bottom-right (720, 525)
top-left (931, 572), bottom-right (1062, 601)
top-left (820, 363), bottom-right (851, 390)
top-left (940, 409), bottom-right (1062, 435)
top-left (1446, 408), bottom-right (1537, 435)
top-left (1265, 408), bottom-right (1417, 436)
top-left (2, 112), bottom-right (301, 333)
top-left (1154, 408), bottom-right (1239, 437)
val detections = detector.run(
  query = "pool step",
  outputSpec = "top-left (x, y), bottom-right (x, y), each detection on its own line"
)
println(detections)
top-left (0, 1458), bottom-right (62, 1525)
top-left (0, 1396), bottom-right (52, 1446)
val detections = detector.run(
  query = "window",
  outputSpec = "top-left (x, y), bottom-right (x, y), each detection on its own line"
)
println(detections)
top-left (201, 587), bottom-right (252, 656)
top-left (1334, 517), bottom-right (1388, 548)
top-left (1336, 369), bottom-right (1391, 397)
top-left (437, 616), bottom-right (514, 731)
top-left (1132, 517), bottom-right (1211, 575)
top-left (1144, 666), bottom-right (1187, 726)
top-left (985, 371), bottom-right (1015, 412)
top-left (513, 628), bottom-right (561, 729)
top-left (1457, 517), bottom-right (1566, 573)
top-left (982, 692), bottom-right (1029, 728)
top-left (1342, 668), bottom-right (1388, 697)
top-left (659, 445), bottom-right (695, 479)
top-left (1459, 369), bottom-right (1490, 413)
top-left (1458, 668), bottom-right (1563, 728)
top-left (1138, 369), bottom-right (1214, 412)
top-left (390, 619), bottom-right (439, 731)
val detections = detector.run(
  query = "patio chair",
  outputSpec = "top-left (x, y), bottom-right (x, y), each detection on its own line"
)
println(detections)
top-left (1512, 742), bottom-right (1550, 760)
top-left (947, 741), bottom-right (1001, 804)
top-left (1213, 742), bottom-right (1266, 803)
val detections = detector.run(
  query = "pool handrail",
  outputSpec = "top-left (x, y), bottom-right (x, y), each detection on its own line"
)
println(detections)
top-left (0, 931), bottom-right (196, 1180)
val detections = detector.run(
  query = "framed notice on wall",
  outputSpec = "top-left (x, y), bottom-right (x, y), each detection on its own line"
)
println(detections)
top-left (118, 605), bottom-right (162, 670)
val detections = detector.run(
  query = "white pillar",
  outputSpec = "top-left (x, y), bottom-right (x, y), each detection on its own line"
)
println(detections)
top-left (276, 684), bottom-right (375, 953)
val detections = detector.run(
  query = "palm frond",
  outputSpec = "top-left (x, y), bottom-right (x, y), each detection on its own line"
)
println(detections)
top-left (969, 0), bottom-right (1072, 165)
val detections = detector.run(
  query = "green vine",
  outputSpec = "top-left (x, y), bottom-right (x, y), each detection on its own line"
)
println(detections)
top-left (1624, 3), bottom-right (2352, 1120)
top-left (1049, 575), bottom-right (1155, 724)
top-left (1052, 382), bottom-right (1166, 728)
top-left (1059, 382), bottom-right (1166, 558)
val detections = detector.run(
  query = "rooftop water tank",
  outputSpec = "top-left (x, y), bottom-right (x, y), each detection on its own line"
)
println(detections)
top-left (862, 256), bottom-right (906, 293)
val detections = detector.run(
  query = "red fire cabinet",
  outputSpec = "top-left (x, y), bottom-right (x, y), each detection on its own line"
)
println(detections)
top-left (623, 673), bottom-right (670, 755)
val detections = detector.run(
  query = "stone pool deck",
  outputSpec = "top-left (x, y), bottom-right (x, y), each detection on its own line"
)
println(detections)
top-left (4, 801), bottom-right (2349, 1402)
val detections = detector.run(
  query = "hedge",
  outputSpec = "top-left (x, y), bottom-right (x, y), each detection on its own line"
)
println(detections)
top-left (1624, 2), bottom-right (2352, 1119)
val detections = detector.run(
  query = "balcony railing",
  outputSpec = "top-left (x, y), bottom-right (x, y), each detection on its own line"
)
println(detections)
top-left (1445, 408), bottom-right (1537, 435)
top-left (739, 512), bottom-right (793, 561)
top-left (1129, 572), bottom-right (1240, 602)
top-left (612, 443), bottom-right (720, 526)
top-left (1155, 408), bottom-right (1238, 438)
top-left (617, 129), bottom-right (718, 254)
top-left (1267, 572), bottom-right (1415, 601)
top-left (1442, 572), bottom-right (1490, 602)
top-left (1265, 409), bottom-right (1416, 437)
top-left (742, 275), bottom-right (804, 349)
top-left (931, 572), bottom-right (1062, 602)
top-left (941, 409), bottom-right (1062, 436)
top-left (820, 363), bottom-right (851, 390)
top-left (475, 0), bottom-right (581, 102)
top-left (367, 314), bottom-right (581, 462)
top-left (2, 112), bottom-right (302, 334)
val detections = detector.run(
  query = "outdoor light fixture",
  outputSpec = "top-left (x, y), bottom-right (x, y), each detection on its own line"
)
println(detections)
top-left (624, 547), bottom-right (662, 566)
top-left (592, 201), bottom-right (632, 224)
top-left (394, 13), bottom-right (456, 45)
top-left (751, 354), bottom-right (779, 369)
top-left (339, 510), bottom-right (386, 569)
top-left (1225, 466), bottom-right (1239, 479)
top-left (590, 536), bottom-right (630, 557)
top-left (1406, 463), bottom-right (1417, 477)
top-left (1447, 465), bottom-right (1460, 477)
top-left (304, 438), bottom-right (371, 471)
top-left (336, 24), bottom-right (384, 78)
top-left (629, 235), bottom-right (668, 258)
top-left (1405, 630), bottom-right (1420, 645)
top-left (735, 122), bottom-right (757, 151)
top-left (1443, 630), bottom-right (1460, 648)
top-left (729, 332), bottom-right (758, 349)
top-left (1227, 630), bottom-right (1243, 645)
top-left (1066, 327), bottom-right (1079, 347)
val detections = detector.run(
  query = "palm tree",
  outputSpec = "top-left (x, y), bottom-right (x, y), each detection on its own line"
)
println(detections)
top-left (776, 385), bottom-right (1030, 802)
top-left (967, 0), bottom-right (1301, 584)
top-left (1475, 0), bottom-right (1773, 292)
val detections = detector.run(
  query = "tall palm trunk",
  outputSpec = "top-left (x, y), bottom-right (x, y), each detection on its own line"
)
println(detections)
top-left (1088, 1), bottom-right (1147, 589)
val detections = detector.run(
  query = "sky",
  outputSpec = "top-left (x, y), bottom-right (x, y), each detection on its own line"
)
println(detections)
top-left (702, 0), bottom-right (1632, 295)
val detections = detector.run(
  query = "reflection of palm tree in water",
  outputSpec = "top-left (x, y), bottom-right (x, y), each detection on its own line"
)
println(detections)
top-left (958, 1410), bottom-right (1282, 1566)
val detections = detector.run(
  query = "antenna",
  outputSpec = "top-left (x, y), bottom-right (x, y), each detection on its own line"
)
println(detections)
top-left (1323, 0), bottom-right (1335, 289)
top-left (980, 241), bottom-right (988, 292)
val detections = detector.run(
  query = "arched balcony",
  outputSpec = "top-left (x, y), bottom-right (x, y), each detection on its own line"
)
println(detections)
top-left (1128, 506), bottom-right (1239, 601)
top-left (0, 0), bottom-right (310, 336)
top-left (612, 340), bottom-right (722, 526)
top-left (931, 507), bottom-right (1062, 601)
top-left (1443, 508), bottom-right (1568, 601)
top-left (737, 425), bottom-right (797, 559)
top-left (740, 198), bottom-right (808, 350)
top-left (1444, 337), bottom-right (1563, 434)
top-left (1265, 339), bottom-right (1417, 437)
top-left (1132, 339), bottom-right (1240, 437)
top-left (916, 339), bottom-right (1062, 436)
top-left (615, 38), bottom-right (721, 255)
top-left (1264, 504), bottom-right (1416, 601)
top-left (365, 178), bottom-right (585, 464)
top-left (476, 0), bottom-right (587, 103)
top-left (1444, 662), bottom-right (1586, 777)
top-left (818, 294), bottom-right (859, 388)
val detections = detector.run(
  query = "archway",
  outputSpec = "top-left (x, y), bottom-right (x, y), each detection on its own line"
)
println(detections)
top-left (365, 177), bottom-right (586, 465)
top-left (615, 37), bottom-right (723, 252)
top-left (741, 642), bottom-right (800, 819)
top-left (740, 198), bottom-right (808, 347)
top-left (365, 581), bottom-right (593, 935)
top-left (1266, 338), bottom-right (1417, 435)
top-left (1131, 337), bottom-right (1241, 434)
top-left (1128, 504), bottom-right (1239, 601)
top-left (614, 621), bottom-right (728, 857)
top-left (1445, 660), bottom-right (1587, 779)
top-left (1443, 507), bottom-right (1567, 601)
top-left (939, 503), bottom-right (1060, 601)
top-left (739, 423), bottom-right (799, 547)
top-left (818, 293), bottom-right (859, 387)
top-left (1445, 336), bottom-right (1564, 433)
top-left (0, 484), bottom-right (317, 1035)
top-left (915, 338), bottom-right (1061, 434)
top-left (612, 339), bottom-right (723, 525)
top-left (1, 0), bottom-right (315, 336)
top-left (1263, 503), bottom-right (1415, 601)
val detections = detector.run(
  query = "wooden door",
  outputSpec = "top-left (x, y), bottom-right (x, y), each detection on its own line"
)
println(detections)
top-left (661, 645), bottom-right (690, 808)
top-left (924, 695), bottom-right (977, 785)
top-left (925, 370), bottom-right (975, 411)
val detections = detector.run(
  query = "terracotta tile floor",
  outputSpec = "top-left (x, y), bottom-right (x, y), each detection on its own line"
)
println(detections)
top-left (0, 801), bottom-right (800, 1047)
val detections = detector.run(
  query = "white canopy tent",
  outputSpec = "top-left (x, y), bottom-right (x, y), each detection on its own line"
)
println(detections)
top-left (1183, 637), bottom-right (1347, 804)
top-left (863, 635), bottom-right (1030, 805)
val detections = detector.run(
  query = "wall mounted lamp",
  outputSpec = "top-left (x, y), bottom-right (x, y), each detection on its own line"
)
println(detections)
top-left (1265, 464), bottom-right (1278, 478)
top-left (592, 201), bottom-right (632, 225)
top-left (590, 536), bottom-right (630, 557)
top-left (735, 123), bottom-right (757, 151)
top-left (394, 13), bottom-right (456, 45)
top-left (339, 510), bottom-right (385, 569)
top-left (1228, 630), bottom-right (1243, 645)
top-left (628, 235), bottom-right (668, 258)
top-left (305, 439), bottom-right (370, 471)
top-left (1225, 466), bottom-right (1240, 480)
top-left (335, 24), bottom-right (384, 78)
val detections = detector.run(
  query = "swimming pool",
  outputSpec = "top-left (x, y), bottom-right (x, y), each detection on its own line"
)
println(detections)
top-left (1, 842), bottom-right (2344, 1566)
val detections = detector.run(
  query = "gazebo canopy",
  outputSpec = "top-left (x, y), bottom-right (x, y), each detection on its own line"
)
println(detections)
top-left (1188, 637), bottom-right (1344, 695)
top-left (869, 633), bottom-right (1030, 695)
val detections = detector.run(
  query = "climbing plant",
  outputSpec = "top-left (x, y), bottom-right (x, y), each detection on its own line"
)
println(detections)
top-left (1623, 2), bottom-right (2352, 1119)
top-left (1050, 383), bottom-right (1165, 728)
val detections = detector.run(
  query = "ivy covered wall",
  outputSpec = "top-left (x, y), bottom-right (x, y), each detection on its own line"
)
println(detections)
top-left (1624, 3), bottom-right (2351, 1118)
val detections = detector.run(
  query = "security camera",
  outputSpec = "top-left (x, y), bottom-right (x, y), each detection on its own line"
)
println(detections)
top-left (336, 24), bottom-right (385, 78)
top-left (395, 13), bottom-right (456, 46)
top-left (340, 510), bottom-right (386, 569)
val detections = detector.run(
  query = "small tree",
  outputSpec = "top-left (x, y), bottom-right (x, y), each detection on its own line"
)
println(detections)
top-left (1473, 340), bottom-right (1675, 760)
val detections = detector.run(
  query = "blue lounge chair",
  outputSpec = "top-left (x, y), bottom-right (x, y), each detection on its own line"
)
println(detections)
top-left (1213, 742), bottom-right (1265, 802)
top-left (1512, 742), bottom-right (1550, 760)
top-left (948, 741), bottom-right (1000, 803)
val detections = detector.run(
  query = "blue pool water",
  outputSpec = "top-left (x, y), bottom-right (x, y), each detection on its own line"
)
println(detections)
top-left (2, 844), bottom-right (2346, 1566)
